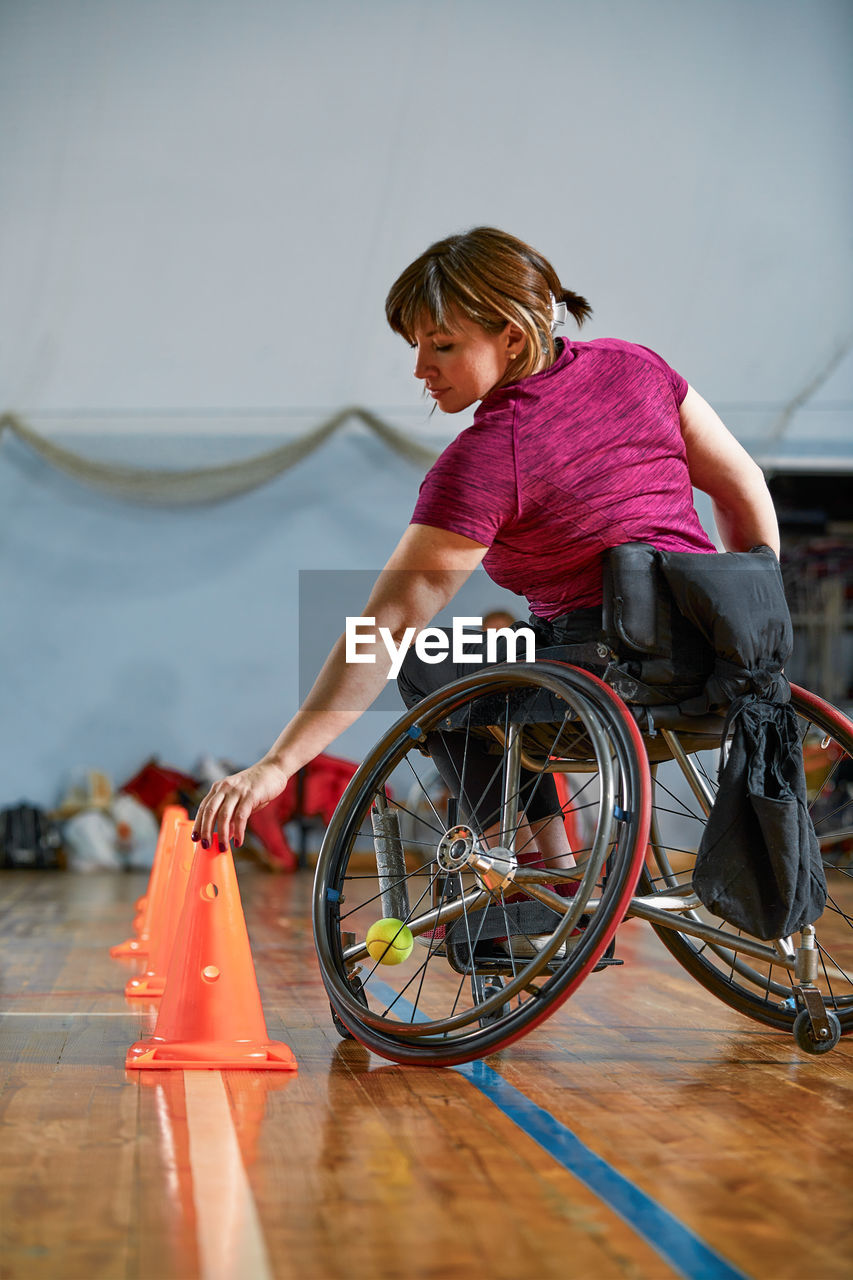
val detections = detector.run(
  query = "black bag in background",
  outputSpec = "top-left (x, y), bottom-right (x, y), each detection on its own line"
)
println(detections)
top-left (0, 804), bottom-right (63, 869)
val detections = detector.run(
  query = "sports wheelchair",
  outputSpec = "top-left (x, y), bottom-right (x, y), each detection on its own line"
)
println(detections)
top-left (313, 657), bottom-right (853, 1067)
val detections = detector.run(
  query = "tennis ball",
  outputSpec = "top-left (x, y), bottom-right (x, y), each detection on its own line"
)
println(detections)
top-left (365, 917), bottom-right (414, 965)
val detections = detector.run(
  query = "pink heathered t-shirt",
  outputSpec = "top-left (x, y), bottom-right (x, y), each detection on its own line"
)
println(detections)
top-left (411, 337), bottom-right (716, 618)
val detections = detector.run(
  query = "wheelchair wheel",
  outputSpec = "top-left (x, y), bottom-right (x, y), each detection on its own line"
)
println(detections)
top-left (639, 685), bottom-right (853, 1033)
top-left (313, 662), bottom-right (650, 1065)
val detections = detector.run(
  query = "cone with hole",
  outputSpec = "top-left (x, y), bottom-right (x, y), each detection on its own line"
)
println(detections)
top-left (126, 837), bottom-right (297, 1070)
top-left (110, 806), bottom-right (186, 959)
top-left (125, 818), bottom-right (197, 997)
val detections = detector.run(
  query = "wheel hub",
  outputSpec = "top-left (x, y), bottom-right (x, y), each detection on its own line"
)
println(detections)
top-left (436, 825), bottom-right (517, 892)
top-left (436, 825), bottom-right (477, 871)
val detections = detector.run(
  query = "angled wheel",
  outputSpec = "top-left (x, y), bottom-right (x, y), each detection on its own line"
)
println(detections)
top-left (638, 685), bottom-right (853, 1034)
top-left (313, 663), bottom-right (650, 1065)
top-left (792, 1007), bottom-right (842, 1055)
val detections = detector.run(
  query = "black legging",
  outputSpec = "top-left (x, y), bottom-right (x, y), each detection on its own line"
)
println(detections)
top-left (396, 612), bottom-right (602, 831)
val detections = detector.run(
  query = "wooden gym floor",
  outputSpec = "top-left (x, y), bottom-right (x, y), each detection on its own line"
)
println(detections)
top-left (1, 865), bottom-right (851, 1280)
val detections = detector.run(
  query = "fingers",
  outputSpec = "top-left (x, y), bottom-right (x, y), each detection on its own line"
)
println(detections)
top-left (217, 788), bottom-right (252, 848)
top-left (229, 793), bottom-right (255, 848)
top-left (192, 775), bottom-right (247, 850)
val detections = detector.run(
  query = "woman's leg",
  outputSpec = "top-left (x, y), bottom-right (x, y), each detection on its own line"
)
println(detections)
top-left (397, 631), bottom-right (567, 852)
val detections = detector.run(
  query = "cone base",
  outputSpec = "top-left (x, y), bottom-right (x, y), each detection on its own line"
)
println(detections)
top-left (125, 974), bottom-right (166, 998)
top-left (126, 1038), bottom-right (298, 1071)
top-left (111, 937), bottom-right (150, 958)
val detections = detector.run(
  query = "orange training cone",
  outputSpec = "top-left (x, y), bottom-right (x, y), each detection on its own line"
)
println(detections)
top-left (125, 819), bottom-right (197, 998)
top-left (125, 837), bottom-right (297, 1070)
top-left (110, 806), bottom-right (186, 959)
top-left (134, 803), bottom-right (188, 915)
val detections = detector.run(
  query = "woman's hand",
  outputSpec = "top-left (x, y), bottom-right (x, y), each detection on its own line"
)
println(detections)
top-left (192, 758), bottom-right (289, 850)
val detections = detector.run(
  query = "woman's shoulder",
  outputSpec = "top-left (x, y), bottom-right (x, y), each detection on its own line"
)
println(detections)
top-left (421, 403), bottom-right (515, 478)
top-left (570, 336), bottom-right (676, 368)
top-left (568, 337), bottom-right (687, 399)
top-left (413, 406), bottom-right (519, 539)
top-left (468, 392), bottom-right (521, 435)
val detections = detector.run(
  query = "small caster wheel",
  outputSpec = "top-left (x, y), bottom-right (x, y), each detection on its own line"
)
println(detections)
top-left (793, 1007), bottom-right (842, 1055)
top-left (476, 975), bottom-right (510, 1028)
top-left (330, 976), bottom-right (368, 1040)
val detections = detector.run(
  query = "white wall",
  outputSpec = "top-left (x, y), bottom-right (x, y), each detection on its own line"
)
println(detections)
top-left (2, 0), bottom-right (851, 417)
top-left (1, 0), bottom-right (851, 807)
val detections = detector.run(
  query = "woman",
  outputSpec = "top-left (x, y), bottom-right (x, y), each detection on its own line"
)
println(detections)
top-left (192, 226), bottom-right (779, 866)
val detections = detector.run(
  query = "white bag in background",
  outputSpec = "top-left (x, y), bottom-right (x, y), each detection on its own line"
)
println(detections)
top-left (62, 810), bottom-right (124, 872)
top-left (111, 793), bottom-right (160, 870)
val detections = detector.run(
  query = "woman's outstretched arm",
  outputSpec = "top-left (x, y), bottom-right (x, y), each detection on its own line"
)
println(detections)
top-left (192, 523), bottom-right (487, 848)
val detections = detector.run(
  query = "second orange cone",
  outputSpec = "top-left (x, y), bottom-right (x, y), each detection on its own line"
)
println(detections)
top-left (124, 818), bottom-right (197, 998)
top-left (110, 806), bottom-right (186, 959)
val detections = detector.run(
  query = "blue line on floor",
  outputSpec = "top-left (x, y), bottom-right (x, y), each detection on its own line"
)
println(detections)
top-left (368, 980), bottom-right (749, 1280)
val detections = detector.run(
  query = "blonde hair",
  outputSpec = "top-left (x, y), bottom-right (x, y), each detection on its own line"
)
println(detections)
top-left (385, 226), bottom-right (592, 384)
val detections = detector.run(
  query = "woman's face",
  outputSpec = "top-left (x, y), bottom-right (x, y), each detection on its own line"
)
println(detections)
top-left (411, 313), bottom-right (523, 413)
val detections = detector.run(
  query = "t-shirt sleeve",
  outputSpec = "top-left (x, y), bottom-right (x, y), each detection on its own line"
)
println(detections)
top-left (411, 412), bottom-right (518, 547)
top-left (632, 342), bottom-right (689, 405)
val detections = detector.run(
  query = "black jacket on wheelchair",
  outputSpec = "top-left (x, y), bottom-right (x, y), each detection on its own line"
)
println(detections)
top-left (593, 542), bottom-right (825, 943)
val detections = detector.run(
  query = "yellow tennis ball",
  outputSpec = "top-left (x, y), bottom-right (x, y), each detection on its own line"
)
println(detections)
top-left (365, 917), bottom-right (414, 965)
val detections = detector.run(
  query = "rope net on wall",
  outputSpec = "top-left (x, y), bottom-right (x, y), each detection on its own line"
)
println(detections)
top-left (0, 408), bottom-right (440, 506)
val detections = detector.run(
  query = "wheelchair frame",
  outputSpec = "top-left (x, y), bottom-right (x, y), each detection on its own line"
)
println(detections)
top-left (313, 663), bottom-right (853, 1065)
